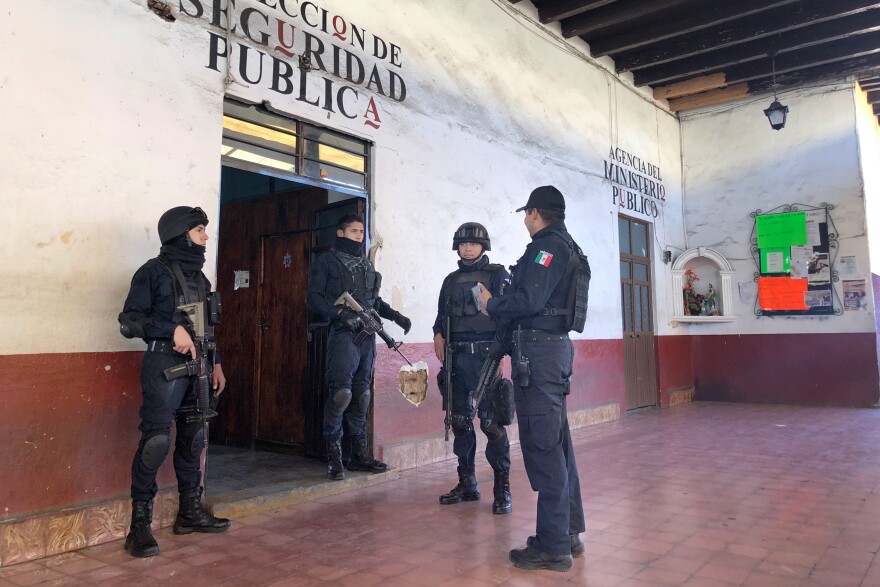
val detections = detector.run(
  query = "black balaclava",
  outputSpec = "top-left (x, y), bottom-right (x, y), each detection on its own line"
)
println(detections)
top-left (334, 235), bottom-right (364, 257)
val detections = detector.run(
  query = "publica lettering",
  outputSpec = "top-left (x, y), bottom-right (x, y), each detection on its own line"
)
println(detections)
top-left (201, 1), bottom-right (408, 127)
top-left (208, 32), bottom-right (386, 127)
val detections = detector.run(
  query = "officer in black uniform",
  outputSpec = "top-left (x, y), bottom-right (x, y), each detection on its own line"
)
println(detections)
top-left (433, 223), bottom-right (512, 514)
top-left (118, 206), bottom-right (231, 558)
top-left (307, 213), bottom-right (411, 481)
top-left (477, 186), bottom-right (585, 572)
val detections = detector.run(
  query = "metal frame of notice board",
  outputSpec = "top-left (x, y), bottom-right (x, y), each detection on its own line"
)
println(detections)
top-left (749, 202), bottom-right (842, 317)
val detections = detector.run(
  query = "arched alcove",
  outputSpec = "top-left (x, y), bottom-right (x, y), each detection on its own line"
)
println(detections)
top-left (670, 247), bottom-right (737, 324)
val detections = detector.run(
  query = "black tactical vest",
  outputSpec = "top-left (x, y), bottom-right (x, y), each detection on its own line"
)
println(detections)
top-left (442, 266), bottom-right (502, 335)
top-left (329, 250), bottom-right (381, 307)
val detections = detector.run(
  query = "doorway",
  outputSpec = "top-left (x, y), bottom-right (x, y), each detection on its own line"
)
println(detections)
top-left (619, 216), bottom-right (658, 410)
top-left (208, 100), bottom-right (373, 490)
top-left (211, 167), bottom-right (367, 459)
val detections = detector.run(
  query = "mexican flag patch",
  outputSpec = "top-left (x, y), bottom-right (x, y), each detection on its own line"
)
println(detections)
top-left (535, 251), bottom-right (554, 267)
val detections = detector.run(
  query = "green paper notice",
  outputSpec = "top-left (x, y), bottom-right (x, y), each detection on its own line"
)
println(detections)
top-left (761, 247), bottom-right (791, 274)
top-left (756, 212), bottom-right (807, 248)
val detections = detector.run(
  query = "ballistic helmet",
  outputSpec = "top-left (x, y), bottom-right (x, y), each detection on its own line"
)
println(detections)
top-left (158, 206), bottom-right (209, 244)
top-left (452, 222), bottom-right (491, 251)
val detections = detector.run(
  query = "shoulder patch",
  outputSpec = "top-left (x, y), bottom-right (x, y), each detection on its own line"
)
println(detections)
top-left (534, 251), bottom-right (554, 267)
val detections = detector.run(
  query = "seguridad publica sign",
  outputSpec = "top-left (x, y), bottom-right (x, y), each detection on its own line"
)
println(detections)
top-left (180, 0), bottom-right (407, 130)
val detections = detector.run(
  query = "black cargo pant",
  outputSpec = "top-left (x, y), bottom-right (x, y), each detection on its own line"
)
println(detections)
top-left (130, 349), bottom-right (203, 502)
top-left (447, 342), bottom-right (511, 474)
top-left (513, 334), bottom-right (585, 556)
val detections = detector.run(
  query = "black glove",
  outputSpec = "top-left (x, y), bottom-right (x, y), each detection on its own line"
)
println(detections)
top-left (339, 309), bottom-right (363, 332)
top-left (393, 312), bottom-right (411, 334)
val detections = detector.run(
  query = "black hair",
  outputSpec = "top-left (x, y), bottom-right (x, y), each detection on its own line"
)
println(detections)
top-left (528, 208), bottom-right (565, 224)
top-left (338, 213), bottom-right (365, 231)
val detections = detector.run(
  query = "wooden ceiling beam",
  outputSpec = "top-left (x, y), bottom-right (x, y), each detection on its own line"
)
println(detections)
top-left (653, 73), bottom-right (727, 100)
top-left (538, 0), bottom-right (617, 24)
top-left (561, 0), bottom-right (693, 38)
top-left (860, 80), bottom-right (880, 89)
top-left (613, 0), bottom-right (880, 71)
top-left (666, 83), bottom-right (749, 112)
top-left (719, 30), bottom-right (880, 86)
top-left (588, 0), bottom-right (800, 56)
top-left (747, 52), bottom-right (880, 94)
top-left (633, 12), bottom-right (880, 87)
top-left (867, 90), bottom-right (880, 103)
top-left (873, 104), bottom-right (880, 114)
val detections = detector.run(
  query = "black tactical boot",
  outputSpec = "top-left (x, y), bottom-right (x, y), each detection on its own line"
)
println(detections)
top-left (439, 465), bottom-right (480, 504)
top-left (509, 544), bottom-right (573, 572)
top-left (348, 435), bottom-right (389, 473)
top-left (173, 488), bottom-right (231, 534)
top-left (326, 439), bottom-right (345, 481)
top-left (492, 470), bottom-right (512, 514)
top-left (124, 500), bottom-right (159, 558)
top-left (527, 533), bottom-right (584, 558)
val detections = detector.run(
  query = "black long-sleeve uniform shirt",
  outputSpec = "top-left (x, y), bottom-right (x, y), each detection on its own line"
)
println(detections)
top-left (306, 251), bottom-right (397, 323)
top-left (120, 258), bottom-right (221, 363)
top-left (486, 222), bottom-right (573, 334)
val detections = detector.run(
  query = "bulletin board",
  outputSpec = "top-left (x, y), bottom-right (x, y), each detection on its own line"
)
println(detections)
top-left (749, 203), bottom-right (841, 317)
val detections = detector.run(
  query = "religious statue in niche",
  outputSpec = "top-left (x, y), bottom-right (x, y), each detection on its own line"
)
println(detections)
top-left (683, 269), bottom-right (703, 316)
top-left (705, 284), bottom-right (719, 316)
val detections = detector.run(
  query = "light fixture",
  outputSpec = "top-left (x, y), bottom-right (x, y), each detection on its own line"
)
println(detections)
top-left (763, 52), bottom-right (788, 130)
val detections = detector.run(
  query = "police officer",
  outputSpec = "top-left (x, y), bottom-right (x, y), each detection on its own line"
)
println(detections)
top-left (118, 206), bottom-right (231, 558)
top-left (433, 223), bottom-right (512, 514)
top-left (476, 186), bottom-right (585, 572)
top-left (307, 213), bottom-right (411, 481)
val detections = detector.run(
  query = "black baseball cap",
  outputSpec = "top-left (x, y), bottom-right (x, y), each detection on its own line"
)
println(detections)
top-left (516, 185), bottom-right (566, 212)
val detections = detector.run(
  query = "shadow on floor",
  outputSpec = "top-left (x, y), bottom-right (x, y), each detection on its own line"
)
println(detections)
top-left (204, 444), bottom-right (398, 519)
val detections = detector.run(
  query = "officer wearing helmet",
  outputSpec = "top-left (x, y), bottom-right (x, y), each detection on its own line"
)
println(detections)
top-left (432, 222), bottom-right (513, 514)
top-left (118, 206), bottom-right (230, 558)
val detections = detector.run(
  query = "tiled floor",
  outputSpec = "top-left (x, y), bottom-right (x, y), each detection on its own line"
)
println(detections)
top-left (3, 401), bottom-right (880, 586)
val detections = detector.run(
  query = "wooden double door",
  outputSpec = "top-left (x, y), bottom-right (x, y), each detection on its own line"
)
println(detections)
top-left (213, 188), bottom-right (365, 456)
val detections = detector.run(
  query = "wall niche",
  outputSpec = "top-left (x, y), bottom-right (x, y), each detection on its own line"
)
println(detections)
top-left (670, 247), bottom-right (736, 324)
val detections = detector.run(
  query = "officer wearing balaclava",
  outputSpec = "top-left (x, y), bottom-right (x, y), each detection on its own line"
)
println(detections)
top-left (306, 213), bottom-right (411, 481)
top-left (118, 206), bottom-right (230, 558)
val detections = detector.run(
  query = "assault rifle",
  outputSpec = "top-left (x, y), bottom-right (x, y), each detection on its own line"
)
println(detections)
top-left (335, 292), bottom-right (413, 366)
top-left (163, 300), bottom-right (219, 425)
top-left (443, 314), bottom-right (453, 441)
top-left (472, 321), bottom-right (513, 407)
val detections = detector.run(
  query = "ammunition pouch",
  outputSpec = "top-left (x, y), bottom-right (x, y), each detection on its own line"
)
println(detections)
top-left (490, 378), bottom-right (516, 426)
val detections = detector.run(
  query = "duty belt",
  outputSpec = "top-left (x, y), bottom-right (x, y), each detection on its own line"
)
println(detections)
top-left (516, 329), bottom-right (569, 343)
top-left (146, 340), bottom-right (177, 354)
top-left (451, 341), bottom-right (492, 354)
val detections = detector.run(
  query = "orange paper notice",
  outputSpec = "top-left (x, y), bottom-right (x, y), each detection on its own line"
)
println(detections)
top-left (758, 277), bottom-right (809, 311)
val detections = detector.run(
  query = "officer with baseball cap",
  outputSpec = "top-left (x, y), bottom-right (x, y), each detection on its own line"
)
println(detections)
top-left (476, 185), bottom-right (586, 572)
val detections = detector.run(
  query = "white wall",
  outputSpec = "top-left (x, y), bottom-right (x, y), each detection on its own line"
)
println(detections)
top-left (680, 85), bottom-right (876, 335)
top-left (0, 0), bottom-right (225, 354)
top-left (0, 0), bottom-right (684, 354)
top-left (855, 86), bottom-right (880, 278)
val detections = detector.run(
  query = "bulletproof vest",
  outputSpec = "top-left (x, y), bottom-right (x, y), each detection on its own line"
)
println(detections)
top-left (161, 260), bottom-right (212, 336)
top-left (542, 230), bottom-right (591, 333)
top-left (329, 250), bottom-right (381, 307)
top-left (442, 266), bottom-right (501, 335)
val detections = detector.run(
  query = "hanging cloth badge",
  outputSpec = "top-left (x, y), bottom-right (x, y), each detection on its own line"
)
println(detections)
top-left (535, 251), bottom-right (554, 267)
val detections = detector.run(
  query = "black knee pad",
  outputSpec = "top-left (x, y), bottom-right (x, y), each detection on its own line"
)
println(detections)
top-left (480, 418), bottom-right (505, 443)
top-left (140, 431), bottom-right (171, 472)
top-left (450, 414), bottom-right (472, 438)
top-left (177, 421), bottom-right (205, 460)
top-left (330, 388), bottom-right (352, 415)
top-left (356, 390), bottom-right (371, 412)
